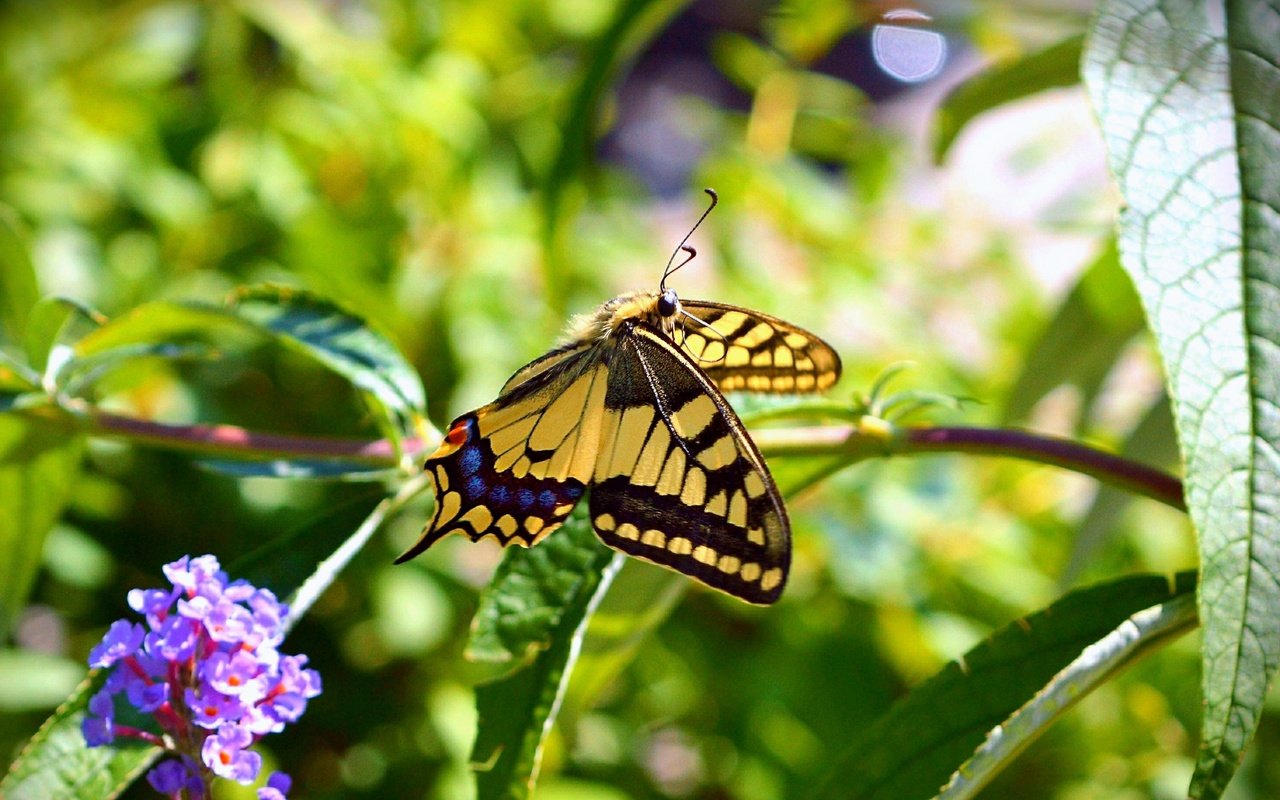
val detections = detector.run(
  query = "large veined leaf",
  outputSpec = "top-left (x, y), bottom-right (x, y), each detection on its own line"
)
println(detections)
top-left (467, 509), bottom-right (621, 668)
top-left (809, 573), bottom-right (1196, 800)
top-left (1083, 1), bottom-right (1280, 797)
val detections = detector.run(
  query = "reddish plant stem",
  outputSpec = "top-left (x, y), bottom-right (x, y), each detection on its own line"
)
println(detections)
top-left (83, 409), bottom-right (426, 465)
top-left (44, 404), bottom-right (1186, 512)
top-left (752, 424), bottom-right (1186, 512)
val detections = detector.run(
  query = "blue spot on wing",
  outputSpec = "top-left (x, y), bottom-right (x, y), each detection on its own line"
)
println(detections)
top-left (490, 485), bottom-right (511, 505)
top-left (538, 489), bottom-right (557, 510)
top-left (465, 476), bottom-right (486, 500)
top-left (517, 489), bottom-right (536, 510)
top-left (459, 447), bottom-right (483, 476)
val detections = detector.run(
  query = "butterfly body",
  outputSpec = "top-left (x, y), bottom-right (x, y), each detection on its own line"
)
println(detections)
top-left (397, 271), bottom-right (840, 604)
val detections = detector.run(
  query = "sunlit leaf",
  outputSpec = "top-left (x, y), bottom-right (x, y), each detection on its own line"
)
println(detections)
top-left (0, 674), bottom-right (155, 800)
top-left (0, 206), bottom-right (39, 347)
top-left (1001, 237), bottom-right (1145, 426)
top-left (938, 576), bottom-right (1197, 799)
top-left (0, 416), bottom-right (83, 639)
top-left (1083, 2), bottom-right (1280, 796)
top-left (933, 35), bottom-right (1084, 163)
top-left (467, 510), bottom-right (617, 667)
top-left (23, 297), bottom-right (105, 385)
top-left (471, 518), bottom-right (622, 800)
top-left (229, 286), bottom-right (427, 442)
top-left (810, 573), bottom-right (1196, 800)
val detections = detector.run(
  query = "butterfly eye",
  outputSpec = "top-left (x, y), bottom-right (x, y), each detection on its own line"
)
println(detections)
top-left (657, 289), bottom-right (679, 318)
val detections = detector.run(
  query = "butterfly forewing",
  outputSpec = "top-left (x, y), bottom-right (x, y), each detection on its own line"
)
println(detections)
top-left (587, 325), bottom-right (790, 604)
top-left (675, 300), bottom-right (841, 394)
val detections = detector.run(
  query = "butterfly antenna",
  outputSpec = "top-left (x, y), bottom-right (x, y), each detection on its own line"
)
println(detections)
top-left (661, 188), bottom-right (719, 291)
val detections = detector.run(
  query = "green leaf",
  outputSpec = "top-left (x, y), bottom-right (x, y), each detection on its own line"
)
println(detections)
top-left (541, 0), bottom-right (688, 314)
top-left (557, 560), bottom-right (687, 723)
top-left (470, 518), bottom-right (622, 800)
top-left (809, 573), bottom-right (1196, 800)
top-left (937, 575), bottom-right (1198, 798)
top-left (0, 206), bottom-right (40, 346)
top-left (1, 674), bottom-right (157, 800)
top-left (1002, 237), bottom-right (1145, 425)
top-left (0, 415), bottom-right (83, 638)
top-left (23, 297), bottom-right (105, 384)
top-left (467, 510), bottom-right (618, 666)
top-left (229, 286), bottom-right (427, 439)
top-left (1083, 2), bottom-right (1280, 796)
top-left (932, 35), bottom-right (1084, 163)
top-left (72, 287), bottom-right (427, 446)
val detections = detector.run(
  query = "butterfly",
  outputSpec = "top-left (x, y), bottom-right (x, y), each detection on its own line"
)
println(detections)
top-left (395, 190), bottom-right (841, 604)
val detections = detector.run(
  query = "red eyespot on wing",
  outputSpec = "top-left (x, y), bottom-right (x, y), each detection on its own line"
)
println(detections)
top-left (444, 419), bottom-right (470, 446)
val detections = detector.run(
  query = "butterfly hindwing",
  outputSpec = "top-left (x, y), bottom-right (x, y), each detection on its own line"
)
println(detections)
top-left (394, 351), bottom-right (600, 562)
top-left (587, 323), bottom-right (790, 604)
top-left (675, 300), bottom-right (841, 394)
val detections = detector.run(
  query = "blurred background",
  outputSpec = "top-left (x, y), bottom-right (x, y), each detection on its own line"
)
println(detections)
top-left (0, 0), bottom-right (1241, 797)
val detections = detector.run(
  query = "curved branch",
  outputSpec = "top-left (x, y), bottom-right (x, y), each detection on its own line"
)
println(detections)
top-left (752, 423), bottom-right (1186, 512)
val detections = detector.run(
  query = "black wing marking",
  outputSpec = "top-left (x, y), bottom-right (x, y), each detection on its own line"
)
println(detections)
top-left (675, 299), bottom-right (842, 394)
top-left (587, 323), bottom-right (790, 604)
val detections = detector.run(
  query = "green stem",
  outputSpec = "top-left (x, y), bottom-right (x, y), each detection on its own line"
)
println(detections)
top-left (752, 423), bottom-right (1186, 512)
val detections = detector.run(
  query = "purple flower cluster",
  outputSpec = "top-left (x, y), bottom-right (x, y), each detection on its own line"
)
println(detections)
top-left (83, 555), bottom-right (319, 799)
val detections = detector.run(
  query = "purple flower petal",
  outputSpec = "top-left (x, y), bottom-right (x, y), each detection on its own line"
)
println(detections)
top-left (127, 587), bottom-right (177, 628)
top-left (204, 602), bottom-right (254, 644)
top-left (146, 757), bottom-right (196, 794)
top-left (185, 685), bottom-right (246, 729)
top-left (81, 690), bottom-right (116, 746)
top-left (202, 721), bottom-right (262, 783)
top-left (202, 649), bottom-right (263, 696)
top-left (258, 771), bottom-right (292, 800)
top-left (88, 620), bottom-right (144, 668)
top-left (144, 614), bottom-right (199, 661)
top-left (125, 678), bottom-right (169, 713)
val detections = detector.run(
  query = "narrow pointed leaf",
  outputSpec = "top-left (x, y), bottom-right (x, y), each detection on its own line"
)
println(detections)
top-left (1001, 238), bottom-right (1145, 425)
top-left (933, 34), bottom-right (1084, 163)
top-left (0, 416), bottom-right (83, 638)
top-left (0, 206), bottom-right (39, 346)
top-left (229, 286), bottom-right (426, 425)
top-left (939, 579), bottom-right (1198, 799)
top-left (470, 518), bottom-right (622, 800)
top-left (809, 573), bottom-right (1196, 800)
top-left (1083, 2), bottom-right (1280, 796)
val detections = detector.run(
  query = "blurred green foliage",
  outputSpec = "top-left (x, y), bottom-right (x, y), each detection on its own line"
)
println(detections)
top-left (0, 1), bottom-right (1247, 798)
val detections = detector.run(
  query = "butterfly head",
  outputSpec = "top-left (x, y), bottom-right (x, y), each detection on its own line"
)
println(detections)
top-left (657, 288), bottom-right (679, 319)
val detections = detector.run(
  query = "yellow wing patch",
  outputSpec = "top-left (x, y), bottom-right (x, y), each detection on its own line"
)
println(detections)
top-left (675, 300), bottom-right (841, 394)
